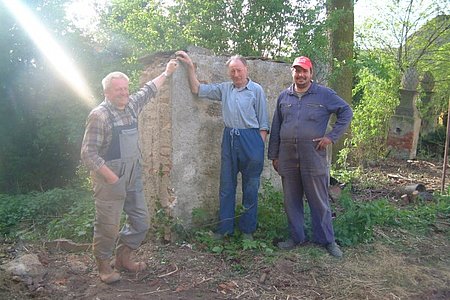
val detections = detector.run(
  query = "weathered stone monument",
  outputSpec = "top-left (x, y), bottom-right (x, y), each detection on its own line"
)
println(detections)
top-left (419, 71), bottom-right (436, 135)
top-left (137, 47), bottom-right (291, 236)
top-left (387, 67), bottom-right (422, 159)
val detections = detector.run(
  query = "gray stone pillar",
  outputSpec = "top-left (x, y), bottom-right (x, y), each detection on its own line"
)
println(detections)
top-left (137, 48), bottom-right (291, 236)
top-left (419, 71), bottom-right (436, 135)
top-left (387, 67), bottom-right (422, 159)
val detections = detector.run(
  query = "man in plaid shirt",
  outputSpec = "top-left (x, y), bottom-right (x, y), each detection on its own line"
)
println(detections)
top-left (81, 59), bottom-right (178, 283)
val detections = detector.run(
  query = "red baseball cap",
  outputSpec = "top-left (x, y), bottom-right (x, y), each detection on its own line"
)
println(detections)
top-left (292, 56), bottom-right (312, 70)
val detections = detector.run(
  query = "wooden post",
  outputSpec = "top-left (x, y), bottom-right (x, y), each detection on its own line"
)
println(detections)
top-left (441, 97), bottom-right (450, 194)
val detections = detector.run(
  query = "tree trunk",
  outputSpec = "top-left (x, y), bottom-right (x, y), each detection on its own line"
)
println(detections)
top-left (327, 0), bottom-right (354, 162)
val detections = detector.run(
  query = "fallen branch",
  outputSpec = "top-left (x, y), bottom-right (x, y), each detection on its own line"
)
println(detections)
top-left (387, 173), bottom-right (411, 180)
top-left (139, 287), bottom-right (170, 295)
top-left (157, 264), bottom-right (179, 278)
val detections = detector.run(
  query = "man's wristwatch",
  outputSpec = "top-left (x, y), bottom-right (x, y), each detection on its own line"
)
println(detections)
top-left (163, 71), bottom-right (169, 78)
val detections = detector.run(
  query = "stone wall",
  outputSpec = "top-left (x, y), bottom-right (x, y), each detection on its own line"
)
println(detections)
top-left (138, 48), bottom-right (292, 234)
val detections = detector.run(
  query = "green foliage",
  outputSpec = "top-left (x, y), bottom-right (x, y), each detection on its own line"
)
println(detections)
top-left (339, 51), bottom-right (400, 166)
top-left (355, 1), bottom-right (450, 143)
top-left (334, 188), bottom-right (450, 246)
top-left (191, 207), bottom-right (214, 230)
top-left (191, 230), bottom-right (275, 263)
top-left (256, 179), bottom-right (289, 242)
top-left (417, 41), bottom-right (450, 132)
top-left (418, 125), bottom-right (446, 158)
top-left (47, 193), bottom-right (95, 243)
top-left (99, 0), bottom-right (328, 60)
top-left (331, 167), bottom-right (362, 187)
top-left (152, 201), bottom-right (189, 242)
top-left (334, 191), bottom-right (397, 246)
top-left (100, 0), bottom-right (187, 58)
top-left (186, 181), bottom-right (284, 259)
top-left (0, 188), bottom-right (91, 240)
top-left (0, 0), bottom-right (115, 194)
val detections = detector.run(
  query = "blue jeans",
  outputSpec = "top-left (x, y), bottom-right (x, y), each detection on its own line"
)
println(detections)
top-left (217, 128), bottom-right (264, 235)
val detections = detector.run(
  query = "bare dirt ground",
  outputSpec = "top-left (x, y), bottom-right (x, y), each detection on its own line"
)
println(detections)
top-left (1, 158), bottom-right (449, 300)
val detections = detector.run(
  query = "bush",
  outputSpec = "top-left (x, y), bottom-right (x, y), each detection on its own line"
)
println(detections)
top-left (256, 179), bottom-right (289, 242)
top-left (418, 125), bottom-right (446, 158)
top-left (333, 188), bottom-right (450, 246)
top-left (47, 194), bottom-right (95, 243)
top-left (0, 188), bottom-right (93, 241)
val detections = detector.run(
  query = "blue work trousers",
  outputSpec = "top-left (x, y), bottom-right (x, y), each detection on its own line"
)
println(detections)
top-left (218, 128), bottom-right (264, 235)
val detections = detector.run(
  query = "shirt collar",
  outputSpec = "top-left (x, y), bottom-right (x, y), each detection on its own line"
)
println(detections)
top-left (233, 78), bottom-right (251, 91)
top-left (288, 81), bottom-right (316, 95)
top-left (104, 98), bottom-right (126, 112)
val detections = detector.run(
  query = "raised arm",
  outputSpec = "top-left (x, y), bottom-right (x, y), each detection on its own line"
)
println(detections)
top-left (151, 58), bottom-right (179, 90)
top-left (175, 50), bottom-right (200, 95)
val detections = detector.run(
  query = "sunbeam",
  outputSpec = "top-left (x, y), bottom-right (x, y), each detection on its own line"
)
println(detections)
top-left (2, 0), bottom-right (96, 107)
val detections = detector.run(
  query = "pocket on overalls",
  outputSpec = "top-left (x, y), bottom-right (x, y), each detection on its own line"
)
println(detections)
top-left (96, 174), bottom-right (127, 201)
top-left (105, 160), bottom-right (124, 177)
top-left (299, 140), bottom-right (328, 176)
top-left (119, 128), bottom-right (140, 160)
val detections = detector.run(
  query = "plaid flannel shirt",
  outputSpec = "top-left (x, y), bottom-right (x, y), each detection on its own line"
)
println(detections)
top-left (80, 81), bottom-right (157, 171)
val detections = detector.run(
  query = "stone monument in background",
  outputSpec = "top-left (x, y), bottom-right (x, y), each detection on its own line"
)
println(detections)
top-left (419, 71), bottom-right (436, 135)
top-left (387, 67), bottom-right (422, 159)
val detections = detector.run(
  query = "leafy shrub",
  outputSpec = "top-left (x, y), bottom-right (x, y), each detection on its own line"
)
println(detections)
top-left (0, 188), bottom-right (92, 241)
top-left (333, 192), bottom-right (397, 246)
top-left (256, 179), bottom-right (289, 242)
top-left (47, 194), bottom-right (95, 243)
top-left (339, 52), bottom-right (400, 167)
top-left (333, 188), bottom-right (450, 246)
top-left (418, 125), bottom-right (446, 158)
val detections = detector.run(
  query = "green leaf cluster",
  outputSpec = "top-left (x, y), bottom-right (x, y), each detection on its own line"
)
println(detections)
top-left (354, 1), bottom-right (450, 157)
top-left (0, 0), bottom-right (118, 194)
top-left (46, 193), bottom-right (95, 243)
top-left (339, 51), bottom-right (400, 166)
top-left (0, 188), bottom-right (92, 240)
top-left (334, 188), bottom-right (450, 246)
top-left (98, 0), bottom-right (328, 61)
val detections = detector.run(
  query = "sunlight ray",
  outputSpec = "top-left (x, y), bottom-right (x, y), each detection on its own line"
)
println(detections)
top-left (2, 0), bottom-right (96, 107)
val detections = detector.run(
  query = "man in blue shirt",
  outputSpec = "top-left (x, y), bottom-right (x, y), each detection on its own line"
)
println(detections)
top-left (176, 50), bottom-right (269, 240)
top-left (268, 56), bottom-right (352, 258)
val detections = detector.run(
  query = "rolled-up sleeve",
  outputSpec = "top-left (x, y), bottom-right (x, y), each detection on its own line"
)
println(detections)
top-left (198, 83), bottom-right (223, 101)
top-left (129, 81), bottom-right (158, 114)
top-left (80, 110), bottom-right (108, 171)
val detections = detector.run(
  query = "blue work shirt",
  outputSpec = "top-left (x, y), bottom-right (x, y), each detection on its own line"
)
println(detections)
top-left (198, 79), bottom-right (269, 131)
top-left (268, 82), bottom-right (353, 160)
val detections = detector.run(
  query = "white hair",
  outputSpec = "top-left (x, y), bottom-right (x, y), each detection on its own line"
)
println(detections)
top-left (226, 55), bottom-right (247, 67)
top-left (101, 71), bottom-right (129, 91)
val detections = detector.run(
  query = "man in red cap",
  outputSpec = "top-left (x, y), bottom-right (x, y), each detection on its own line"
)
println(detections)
top-left (267, 56), bottom-right (352, 258)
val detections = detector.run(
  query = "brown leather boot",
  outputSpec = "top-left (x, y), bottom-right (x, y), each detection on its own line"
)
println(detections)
top-left (96, 259), bottom-right (121, 284)
top-left (114, 245), bottom-right (147, 272)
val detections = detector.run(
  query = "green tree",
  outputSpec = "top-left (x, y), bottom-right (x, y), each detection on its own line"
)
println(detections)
top-left (354, 0), bottom-right (449, 158)
top-left (99, 0), bottom-right (328, 60)
top-left (0, 0), bottom-right (114, 193)
top-left (290, 1), bottom-right (329, 63)
top-left (341, 50), bottom-right (400, 165)
top-left (413, 16), bottom-right (450, 123)
top-left (357, 0), bottom-right (448, 72)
